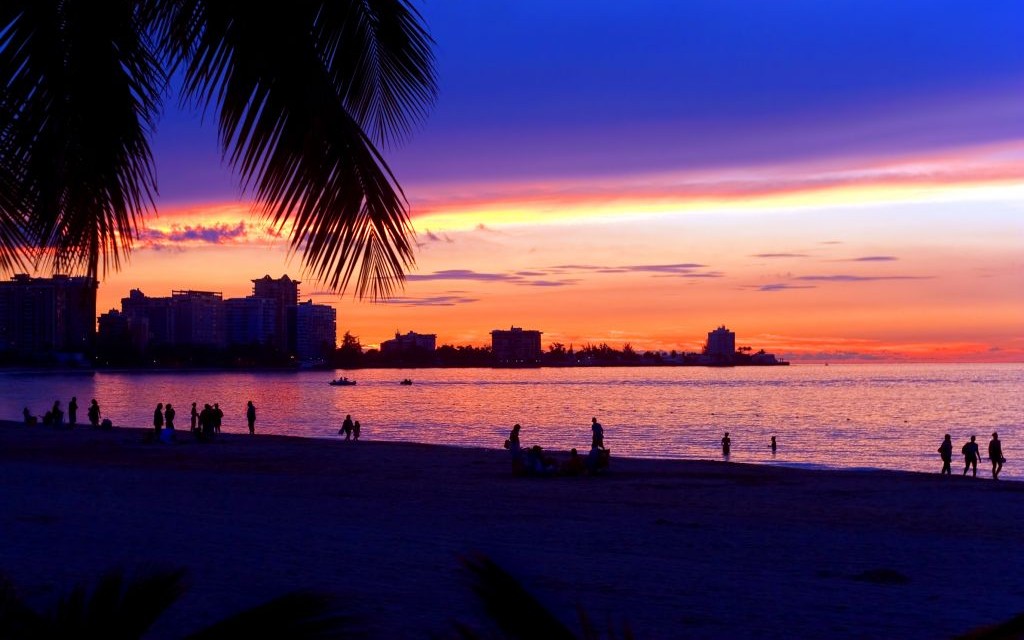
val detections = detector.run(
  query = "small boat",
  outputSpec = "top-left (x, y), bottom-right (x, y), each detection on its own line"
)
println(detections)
top-left (329, 377), bottom-right (357, 386)
top-left (399, 379), bottom-right (413, 386)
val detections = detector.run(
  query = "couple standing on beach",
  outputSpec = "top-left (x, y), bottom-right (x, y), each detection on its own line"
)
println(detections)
top-left (339, 414), bottom-right (361, 440)
top-left (938, 433), bottom-right (1004, 479)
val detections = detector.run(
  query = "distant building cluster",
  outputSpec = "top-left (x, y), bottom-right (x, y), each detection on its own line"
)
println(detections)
top-left (98, 275), bottom-right (336, 362)
top-left (0, 274), bottom-right (97, 362)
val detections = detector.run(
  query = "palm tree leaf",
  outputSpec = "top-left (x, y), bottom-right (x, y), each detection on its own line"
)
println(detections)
top-left (186, 590), bottom-right (357, 639)
top-left (462, 554), bottom-right (578, 640)
top-left (48, 567), bottom-right (186, 637)
top-left (0, 0), bottom-right (164, 278)
top-left (156, 0), bottom-right (435, 298)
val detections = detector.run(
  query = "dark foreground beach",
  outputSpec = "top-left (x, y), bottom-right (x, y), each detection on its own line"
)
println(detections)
top-left (1, 420), bottom-right (1022, 638)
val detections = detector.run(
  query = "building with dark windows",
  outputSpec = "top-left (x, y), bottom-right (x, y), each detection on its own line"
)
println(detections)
top-left (0, 274), bottom-right (97, 359)
top-left (705, 325), bottom-right (736, 364)
top-left (225, 296), bottom-right (277, 346)
top-left (292, 299), bottom-right (337, 363)
top-left (251, 274), bottom-right (299, 352)
top-left (490, 326), bottom-right (542, 366)
top-left (380, 330), bottom-right (437, 355)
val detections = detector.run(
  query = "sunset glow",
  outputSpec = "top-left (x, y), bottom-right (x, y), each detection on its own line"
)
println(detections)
top-left (87, 1), bottom-right (1023, 362)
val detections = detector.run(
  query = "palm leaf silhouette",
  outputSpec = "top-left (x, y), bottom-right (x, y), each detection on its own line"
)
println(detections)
top-left (0, 0), bottom-right (435, 298)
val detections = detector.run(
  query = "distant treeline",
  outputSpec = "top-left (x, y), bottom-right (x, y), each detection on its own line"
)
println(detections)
top-left (3, 331), bottom-right (782, 369)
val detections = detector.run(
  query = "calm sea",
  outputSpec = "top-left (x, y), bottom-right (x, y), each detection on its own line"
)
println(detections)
top-left (2, 364), bottom-right (1021, 478)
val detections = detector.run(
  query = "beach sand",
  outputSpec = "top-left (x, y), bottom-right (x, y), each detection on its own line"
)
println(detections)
top-left (1, 420), bottom-right (1022, 638)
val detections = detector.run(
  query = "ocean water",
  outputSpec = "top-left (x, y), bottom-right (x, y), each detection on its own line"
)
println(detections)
top-left (2, 364), bottom-right (1021, 478)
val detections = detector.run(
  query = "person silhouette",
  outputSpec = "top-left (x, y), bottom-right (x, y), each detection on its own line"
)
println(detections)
top-left (721, 431), bottom-right (731, 457)
top-left (353, 420), bottom-right (361, 440)
top-left (68, 397), bottom-right (78, 426)
top-left (340, 414), bottom-right (354, 439)
top-left (506, 424), bottom-right (522, 453)
top-left (591, 417), bottom-right (605, 450)
top-left (938, 434), bottom-right (953, 475)
top-left (88, 399), bottom-right (100, 428)
top-left (153, 403), bottom-right (164, 437)
top-left (165, 403), bottom-right (175, 430)
top-left (51, 400), bottom-right (63, 426)
top-left (770, 435), bottom-right (777, 455)
top-left (190, 402), bottom-right (198, 432)
top-left (962, 435), bottom-right (980, 477)
top-left (989, 432), bottom-right (1004, 480)
top-left (213, 403), bottom-right (223, 433)
top-left (246, 401), bottom-right (256, 435)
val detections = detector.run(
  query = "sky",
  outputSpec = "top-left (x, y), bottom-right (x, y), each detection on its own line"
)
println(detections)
top-left (94, 0), bottom-right (1023, 362)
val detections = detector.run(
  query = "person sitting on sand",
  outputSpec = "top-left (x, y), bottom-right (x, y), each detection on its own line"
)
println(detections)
top-left (586, 446), bottom-right (610, 474)
top-left (68, 397), bottom-right (78, 427)
top-left (353, 420), bottom-right (361, 440)
top-left (88, 399), bottom-right (100, 428)
top-left (23, 407), bottom-right (37, 426)
top-left (962, 435), bottom-right (980, 477)
top-left (938, 434), bottom-right (953, 475)
top-left (722, 431), bottom-right (731, 457)
top-left (591, 417), bottom-right (605, 450)
top-left (340, 414), bottom-right (354, 439)
top-left (562, 448), bottom-right (585, 476)
top-left (51, 400), bottom-right (64, 426)
top-left (246, 401), bottom-right (256, 435)
top-left (989, 432), bottom-right (1004, 480)
top-left (525, 445), bottom-right (556, 476)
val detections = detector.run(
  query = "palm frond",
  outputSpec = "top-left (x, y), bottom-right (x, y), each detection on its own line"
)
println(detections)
top-left (45, 567), bottom-right (185, 637)
top-left (462, 554), bottom-right (578, 640)
top-left (186, 590), bottom-right (357, 639)
top-left (0, 0), bottom-right (164, 278)
top-left (156, 0), bottom-right (436, 299)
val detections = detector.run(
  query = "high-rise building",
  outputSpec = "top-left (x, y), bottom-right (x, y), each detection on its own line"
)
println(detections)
top-left (225, 297), bottom-right (277, 346)
top-left (170, 290), bottom-right (226, 347)
top-left (490, 326), bottom-right (542, 366)
top-left (292, 299), bottom-right (336, 362)
top-left (0, 274), bottom-right (97, 357)
top-left (705, 325), bottom-right (736, 362)
top-left (380, 330), bottom-right (437, 355)
top-left (252, 274), bottom-right (299, 352)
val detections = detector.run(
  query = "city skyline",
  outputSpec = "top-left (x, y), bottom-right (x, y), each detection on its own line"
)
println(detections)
top-left (32, 2), bottom-right (1024, 361)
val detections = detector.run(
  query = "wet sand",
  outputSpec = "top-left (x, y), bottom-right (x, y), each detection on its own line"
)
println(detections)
top-left (1, 420), bottom-right (1022, 638)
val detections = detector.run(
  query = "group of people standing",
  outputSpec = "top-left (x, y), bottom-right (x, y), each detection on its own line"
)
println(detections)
top-left (24, 397), bottom-right (104, 429)
top-left (939, 433), bottom-right (1004, 479)
top-left (338, 414), bottom-right (361, 440)
top-left (151, 400), bottom-right (257, 441)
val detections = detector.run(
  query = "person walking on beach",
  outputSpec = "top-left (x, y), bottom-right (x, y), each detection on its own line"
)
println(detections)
top-left (68, 397), bottom-right (78, 426)
top-left (190, 402), bottom-right (198, 432)
top-left (989, 432), bottom-right (1004, 480)
top-left (165, 403), bottom-right (176, 430)
top-left (340, 414), bottom-right (354, 440)
top-left (246, 401), bottom-right (256, 435)
top-left (938, 434), bottom-right (953, 475)
top-left (153, 403), bottom-right (164, 438)
top-left (88, 399), bottom-right (100, 428)
top-left (591, 417), bottom-right (605, 450)
top-left (962, 435), bottom-right (980, 477)
top-left (722, 431), bottom-right (731, 457)
top-left (353, 420), bottom-right (361, 440)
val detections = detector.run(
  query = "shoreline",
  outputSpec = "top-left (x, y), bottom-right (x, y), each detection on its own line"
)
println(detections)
top-left (3, 419), bottom-right (1023, 638)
